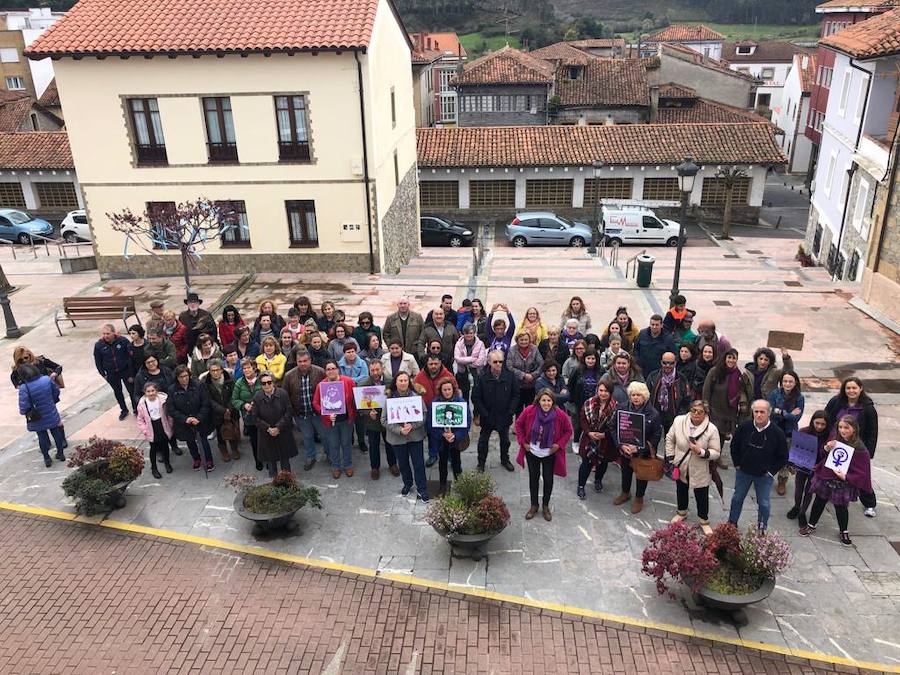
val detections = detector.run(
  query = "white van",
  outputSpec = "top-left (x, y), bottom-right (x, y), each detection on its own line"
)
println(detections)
top-left (601, 205), bottom-right (682, 247)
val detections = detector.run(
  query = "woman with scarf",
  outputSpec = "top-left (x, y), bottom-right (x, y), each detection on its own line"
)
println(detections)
top-left (534, 359), bottom-right (569, 406)
top-left (255, 336), bottom-right (287, 384)
top-left (800, 415), bottom-right (872, 546)
top-left (665, 400), bottom-right (721, 534)
top-left (682, 343), bottom-right (716, 398)
top-left (612, 382), bottom-right (663, 514)
top-left (360, 332), bottom-right (386, 361)
top-left (599, 352), bottom-right (644, 407)
top-left (515, 388), bottom-right (573, 522)
top-left (507, 331), bottom-right (543, 416)
top-left (305, 331), bottom-right (329, 369)
top-left (189, 333), bottom-right (223, 380)
top-left (676, 342), bottom-right (697, 375)
top-left (792, 410), bottom-right (830, 526)
top-left (161, 309), bottom-right (189, 364)
top-left (769, 370), bottom-right (805, 496)
top-left (218, 305), bottom-right (245, 349)
top-left (559, 296), bottom-right (592, 334)
top-left (519, 307), bottom-right (548, 346)
top-left (739, 347), bottom-right (793, 423)
top-left (230, 358), bottom-right (264, 471)
top-left (352, 311), bottom-right (382, 348)
top-left (568, 348), bottom-right (603, 448)
top-left (577, 381), bottom-right (617, 499)
top-left (538, 326), bottom-right (569, 370)
top-left (702, 348), bottom-right (744, 440)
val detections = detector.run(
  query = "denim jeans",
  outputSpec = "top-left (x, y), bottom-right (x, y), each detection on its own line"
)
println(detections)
top-left (367, 429), bottom-right (395, 470)
top-left (393, 439), bottom-right (428, 497)
top-left (294, 414), bottom-right (325, 461)
top-left (36, 426), bottom-right (66, 458)
top-left (323, 420), bottom-right (353, 469)
top-left (729, 469), bottom-right (774, 528)
top-left (186, 435), bottom-right (213, 463)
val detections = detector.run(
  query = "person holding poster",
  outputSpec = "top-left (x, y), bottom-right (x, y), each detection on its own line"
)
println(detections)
top-left (313, 360), bottom-right (357, 479)
top-left (382, 372), bottom-right (429, 502)
top-left (428, 377), bottom-right (471, 491)
top-left (360, 360), bottom-right (398, 480)
top-left (611, 382), bottom-right (663, 515)
top-left (515, 388), bottom-right (573, 521)
top-left (792, 411), bottom-right (829, 525)
top-left (800, 416), bottom-right (872, 546)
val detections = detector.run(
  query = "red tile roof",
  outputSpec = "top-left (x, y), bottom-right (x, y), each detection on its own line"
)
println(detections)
top-left (656, 99), bottom-right (772, 124)
top-left (416, 123), bottom-right (785, 167)
top-left (817, 0), bottom-right (897, 10)
top-left (0, 92), bottom-right (37, 132)
top-left (820, 7), bottom-right (900, 57)
top-left (0, 131), bottom-right (73, 169)
top-left (409, 32), bottom-right (466, 58)
top-left (26, 0), bottom-right (388, 57)
top-left (797, 52), bottom-right (818, 93)
top-left (454, 45), bottom-right (553, 86)
top-left (646, 24), bottom-right (726, 43)
top-left (661, 43), bottom-right (760, 81)
top-left (38, 79), bottom-right (59, 107)
top-left (658, 82), bottom-right (697, 98)
top-left (411, 48), bottom-right (443, 65)
top-left (568, 38), bottom-right (626, 49)
top-left (529, 42), bottom-right (594, 66)
top-left (554, 58), bottom-right (650, 107)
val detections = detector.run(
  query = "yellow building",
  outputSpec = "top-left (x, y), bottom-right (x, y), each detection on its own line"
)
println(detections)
top-left (26, 0), bottom-right (420, 276)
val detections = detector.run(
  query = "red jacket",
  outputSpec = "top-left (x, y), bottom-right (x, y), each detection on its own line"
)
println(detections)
top-left (414, 366), bottom-right (453, 406)
top-left (218, 319), bottom-right (245, 349)
top-left (312, 375), bottom-right (356, 427)
top-left (164, 320), bottom-right (189, 363)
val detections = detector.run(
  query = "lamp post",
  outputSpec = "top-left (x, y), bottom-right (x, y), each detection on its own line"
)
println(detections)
top-left (670, 155), bottom-right (700, 304)
top-left (588, 159), bottom-right (604, 254)
top-left (0, 291), bottom-right (22, 339)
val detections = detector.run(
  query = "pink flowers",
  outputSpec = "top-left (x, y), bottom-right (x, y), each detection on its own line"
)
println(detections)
top-left (641, 522), bottom-right (719, 596)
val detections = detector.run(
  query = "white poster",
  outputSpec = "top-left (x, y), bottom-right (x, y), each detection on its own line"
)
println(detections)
top-left (824, 441), bottom-right (855, 474)
top-left (385, 395), bottom-right (424, 424)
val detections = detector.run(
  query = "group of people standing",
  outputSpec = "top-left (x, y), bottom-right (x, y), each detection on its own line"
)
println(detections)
top-left (12, 290), bottom-right (880, 543)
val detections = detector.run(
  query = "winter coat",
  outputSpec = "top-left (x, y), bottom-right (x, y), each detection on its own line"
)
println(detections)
top-left (472, 367), bottom-right (519, 427)
top-left (10, 355), bottom-right (62, 388)
top-left (453, 335), bottom-right (488, 375)
top-left (18, 374), bottom-right (61, 432)
top-left (427, 394), bottom-right (471, 446)
top-left (161, 320), bottom-right (189, 362)
top-left (351, 324), bottom-right (383, 350)
top-left (145, 339), bottom-right (178, 371)
top-left (230, 375), bottom-right (262, 426)
top-left (189, 344), bottom-right (223, 380)
top-left (633, 328), bottom-right (676, 378)
top-left (338, 355), bottom-right (369, 384)
top-left (559, 312), bottom-right (592, 334)
top-left (93, 336), bottom-right (132, 377)
top-left (282, 364), bottom-right (326, 416)
top-left (730, 420), bottom-right (788, 476)
top-left (534, 374), bottom-right (569, 406)
top-left (252, 388), bottom-right (299, 463)
top-left (381, 384), bottom-right (427, 445)
top-left (645, 370), bottom-right (692, 428)
top-left (664, 414), bottom-right (721, 489)
top-left (235, 339), bottom-right (261, 361)
top-left (768, 388), bottom-right (805, 437)
top-left (740, 353), bottom-right (794, 404)
top-left (537, 339), bottom-right (569, 369)
top-left (681, 358), bottom-right (714, 398)
top-left (514, 404), bottom-right (573, 478)
top-left (505, 345), bottom-right (543, 392)
top-left (824, 394), bottom-right (878, 456)
top-left (612, 400), bottom-right (663, 457)
top-left (200, 370), bottom-right (235, 428)
top-left (601, 321), bottom-right (640, 349)
top-left (133, 365), bottom-right (175, 399)
top-left (255, 353), bottom-right (287, 382)
top-left (326, 337), bottom-right (360, 363)
top-left (179, 308), bottom-right (217, 353)
top-left (568, 366), bottom-right (604, 408)
top-left (382, 311), bottom-right (425, 356)
top-left (218, 319), bottom-right (245, 350)
top-left (380, 350), bottom-right (420, 380)
top-left (312, 375), bottom-right (357, 428)
top-left (306, 344), bottom-right (327, 368)
top-left (167, 379), bottom-right (211, 440)
top-left (702, 365), bottom-right (743, 437)
top-left (599, 370), bottom-right (645, 407)
top-left (252, 313), bottom-right (286, 337)
top-left (456, 312), bottom-right (489, 344)
top-left (414, 365), bottom-right (454, 406)
top-left (136, 393), bottom-right (174, 441)
top-left (417, 323), bottom-right (459, 365)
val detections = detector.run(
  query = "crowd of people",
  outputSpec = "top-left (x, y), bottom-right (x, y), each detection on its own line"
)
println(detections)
top-left (11, 291), bottom-right (880, 543)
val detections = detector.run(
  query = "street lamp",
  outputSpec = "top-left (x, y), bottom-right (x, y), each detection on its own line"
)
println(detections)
top-left (588, 159), bottom-right (604, 254)
top-left (0, 291), bottom-right (22, 338)
top-left (670, 155), bottom-right (700, 304)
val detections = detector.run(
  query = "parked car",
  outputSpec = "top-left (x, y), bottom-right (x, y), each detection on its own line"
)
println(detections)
top-left (420, 214), bottom-right (475, 247)
top-left (0, 208), bottom-right (54, 244)
top-left (60, 209), bottom-right (91, 243)
top-left (505, 212), bottom-right (592, 247)
top-left (602, 205), bottom-right (682, 247)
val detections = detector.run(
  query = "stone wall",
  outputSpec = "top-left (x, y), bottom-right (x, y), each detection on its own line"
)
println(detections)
top-left (96, 252), bottom-right (372, 279)
top-left (862, 157), bottom-right (900, 323)
top-left (380, 164), bottom-right (420, 274)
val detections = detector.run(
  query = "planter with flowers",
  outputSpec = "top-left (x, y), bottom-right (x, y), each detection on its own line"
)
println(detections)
top-left (227, 471), bottom-right (322, 532)
top-left (62, 436), bottom-right (144, 515)
top-left (424, 470), bottom-right (510, 560)
top-left (641, 522), bottom-right (792, 625)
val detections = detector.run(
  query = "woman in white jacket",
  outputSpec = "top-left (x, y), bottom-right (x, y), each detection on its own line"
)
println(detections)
top-left (380, 339), bottom-right (420, 381)
top-left (665, 400), bottom-right (721, 535)
top-left (453, 323), bottom-right (487, 402)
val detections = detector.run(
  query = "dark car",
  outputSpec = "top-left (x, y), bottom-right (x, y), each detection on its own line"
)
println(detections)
top-left (420, 215), bottom-right (475, 247)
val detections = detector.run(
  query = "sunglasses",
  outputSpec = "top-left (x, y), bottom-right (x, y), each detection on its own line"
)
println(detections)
top-left (662, 361), bottom-right (676, 366)
top-left (261, 380), bottom-right (274, 386)
top-left (491, 360), bottom-right (503, 364)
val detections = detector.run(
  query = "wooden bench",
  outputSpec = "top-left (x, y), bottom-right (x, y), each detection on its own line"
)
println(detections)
top-left (55, 295), bottom-right (142, 336)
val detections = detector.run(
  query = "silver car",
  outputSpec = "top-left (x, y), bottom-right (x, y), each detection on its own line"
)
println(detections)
top-left (505, 212), bottom-right (593, 247)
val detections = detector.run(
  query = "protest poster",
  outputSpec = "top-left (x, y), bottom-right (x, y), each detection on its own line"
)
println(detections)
top-left (616, 410), bottom-right (646, 449)
top-left (319, 381), bottom-right (346, 415)
top-left (353, 385), bottom-right (386, 410)
top-left (824, 441), bottom-right (855, 473)
top-left (788, 431), bottom-right (819, 471)
top-left (431, 401), bottom-right (468, 428)
top-left (385, 395), bottom-right (424, 423)
top-left (767, 330), bottom-right (805, 351)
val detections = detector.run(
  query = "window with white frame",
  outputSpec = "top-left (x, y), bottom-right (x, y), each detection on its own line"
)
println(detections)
top-left (854, 74), bottom-right (868, 122)
top-left (0, 48), bottom-right (19, 63)
top-left (5, 76), bottom-right (24, 90)
top-left (761, 67), bottom-right (775, 80)
top-left (438, 69), bottom-right (455, 93)
top-left (853, 180), bottom-right (869, 236)
top-left (824, 153), bottom-right (837, 197)
top-left (837, 70), bottom-right (851, 116)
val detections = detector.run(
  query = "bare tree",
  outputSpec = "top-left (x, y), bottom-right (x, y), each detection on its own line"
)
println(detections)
top-left (716, 167), bottom-right (748, 240)
top-left (107, 199), bottom-right (240, 296)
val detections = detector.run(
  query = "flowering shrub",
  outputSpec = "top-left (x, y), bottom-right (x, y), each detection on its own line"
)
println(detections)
top-left (67, 436), bottom-right (119, 468)
top-left (705, 522), bottom-right (741, 561)
top-left (106, 445), bottom-right (145, 483)
top-left (227, 470), bottom-right (321, 515)
top-left (470, 495), bottom-right (510, 534)
top-left (738, 526), bottom-right (793, 579)
top-left (423, 494), bottom-right (472, 534)
top-left (224, 473), bottom-right (257, 491)
top-left (641, 522), bottom-right (720, 596)
top-left (61, 439), bottom-right (143, 515)
top-left (452, 470), bottom-right (495, 506)
top-left (424, 470), bottom-right (509, 536)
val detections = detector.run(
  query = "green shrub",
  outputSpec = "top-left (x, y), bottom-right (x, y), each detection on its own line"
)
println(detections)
top-left (62, 472), bottom-right (114, 516)
top-left (242, 483), bottom-right (322, 515)
top-left (452, 470), bottom-right (494, 506)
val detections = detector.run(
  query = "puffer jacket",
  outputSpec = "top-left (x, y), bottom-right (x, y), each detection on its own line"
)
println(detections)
top-left (453, 335), bottom-right (488, 375)
top-left (18, 374), bottom-right (61, 432)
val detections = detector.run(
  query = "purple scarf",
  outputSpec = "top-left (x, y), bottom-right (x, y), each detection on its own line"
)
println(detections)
top-left (531, 406), bottom-right (557, 449)
top-left (725, 366), bottom-right (741, 409)
top-left (657, 369), bottom-right (676, 411)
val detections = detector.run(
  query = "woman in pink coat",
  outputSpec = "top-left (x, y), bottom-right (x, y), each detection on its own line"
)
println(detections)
top-left (453, 323), bottom-right (487, 402)
top-left (515, 388), bottom-right (573, 522)
top-left (136, 381), bottom-right (174, 479)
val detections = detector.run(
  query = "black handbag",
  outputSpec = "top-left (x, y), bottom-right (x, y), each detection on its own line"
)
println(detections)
top-left (23, 382), bottom-right (42, 423)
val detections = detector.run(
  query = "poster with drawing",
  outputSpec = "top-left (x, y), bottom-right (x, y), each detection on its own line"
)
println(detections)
top-left (319, 381), bottom-right (346, 415)
top-left (353, 385), bottom-right (386, 410)
top-left (824, 441), bottom-right (855, 473)
top-left (385, 395), bottom-right (424, 423)
top-left (431, 401), bottom-right (468, 428)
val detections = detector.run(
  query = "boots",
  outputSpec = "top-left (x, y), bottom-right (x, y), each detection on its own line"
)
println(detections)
top-left (671, 510), bottom-right (688, 524)
top-left (219, 443), bottom-right (231, 462)
top-left (613, 492), bottom-right (631, 506)
top-left (776, 476), bottom-right (787, 496)
top-left (631, 497), bottom-right (644, 514)
top-left (152, 464), bottom-right (162, 480)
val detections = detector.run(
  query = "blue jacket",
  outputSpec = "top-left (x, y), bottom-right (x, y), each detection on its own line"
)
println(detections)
top-left (18, 375), bottom-right (61, 432)
top-left (633, 328), bottom-right (675, 378)
top-left (427, 394), bottom-right (471, 444)
top-left (535, 374), bottom-right (570, 406)
top-left (94, 335), bottom-right (133, 377)
top-left (339, 355), bottom-right (369, 384)
top-left (768, 388), bottom-right (805, 437)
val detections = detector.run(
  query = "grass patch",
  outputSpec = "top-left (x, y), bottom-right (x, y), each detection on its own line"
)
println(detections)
top-left (460, 32), bottom-right (522, 58)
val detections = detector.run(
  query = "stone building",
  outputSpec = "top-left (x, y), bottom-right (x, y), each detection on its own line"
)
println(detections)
top-left (642, 25), bottom-right (726, 60)
top-left (26, 0), bottom-right (419, 277)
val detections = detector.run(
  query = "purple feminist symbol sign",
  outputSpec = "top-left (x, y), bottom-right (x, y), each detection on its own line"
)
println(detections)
top-left (825, 441), bottom-right (855, 474)
top-left (831, 447), bottom-right (849, 468)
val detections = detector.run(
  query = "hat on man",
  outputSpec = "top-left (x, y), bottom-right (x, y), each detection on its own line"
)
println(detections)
top-left (149, 300), bottom-right (165, 309)
top-left (184, 292), bottom-right (203, 305)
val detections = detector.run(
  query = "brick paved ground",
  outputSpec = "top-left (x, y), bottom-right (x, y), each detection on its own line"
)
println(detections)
top-left (0, 511), bottom-right (851, 675)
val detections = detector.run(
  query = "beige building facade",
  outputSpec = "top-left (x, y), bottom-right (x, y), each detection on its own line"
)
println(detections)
top-left (28, 0), bottom-right (420, 277)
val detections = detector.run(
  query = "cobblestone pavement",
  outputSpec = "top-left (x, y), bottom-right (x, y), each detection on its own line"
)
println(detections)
top-left (0, 510), bottom-right (843, 675)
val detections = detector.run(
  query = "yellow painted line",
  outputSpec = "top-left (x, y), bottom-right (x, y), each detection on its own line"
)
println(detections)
top-left (2, 500), bottom-right (898, 674)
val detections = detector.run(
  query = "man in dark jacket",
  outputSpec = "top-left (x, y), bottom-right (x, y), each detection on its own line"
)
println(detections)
top-left (178, 292), bottom-right (216, 352)
top-left (282, 348), bottom-right (326, 470)
top-left (168, 365), bottom-right (214, 471)
top-left (472, 349), bottom-right (519, 473)
top-left (645, 352), bottom-right (691, 432)
top-left (145, 327), bottom-right (178, 370)
top-left (425, 294), bottom-right (458, 328)
top-left (93, 323), bottom-right (134, 420)
top-left (201, 359), bottom-right (236, 463)
top-left (417, 307), bottom-right (459, 366)
top-left (633, 314), bottom-right (675, 378)
top-left (382, 297), bottom-right (425, 356)
top-left (728, 399), bottom-right (788, 531)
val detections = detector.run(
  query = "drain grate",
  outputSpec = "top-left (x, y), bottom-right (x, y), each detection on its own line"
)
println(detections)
top-left (723, 254), bottom-right (739, 259)
top-left (713, 300), bottom-right (732, 307)
top-left (523, 277), bottom-right (539, 284)
top-left (784, 281), bottom-right (802, 287)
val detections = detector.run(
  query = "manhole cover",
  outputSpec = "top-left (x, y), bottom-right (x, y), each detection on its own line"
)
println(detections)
top-left (746, 249), bottom-right (764, 254)
top-left (723, 254), bottom-right (739, 259)
top-left (523, 277), bottom-right (539, 284)
top-left (784, 281), bottom-right (802, 287)
top-left (713, 300), bottom-right (732, 307)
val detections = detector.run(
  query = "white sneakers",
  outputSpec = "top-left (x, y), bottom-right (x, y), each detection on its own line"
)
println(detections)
top-left (864, 507), bottom-right (877, 518)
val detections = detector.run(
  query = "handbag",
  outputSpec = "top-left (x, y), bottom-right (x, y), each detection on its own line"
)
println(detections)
top-left (22, 382), bottom-right (42, 423)
top-left (220, 418), bottom-right (240, 441)
top-left (631, 443), bottom-right (663, 481)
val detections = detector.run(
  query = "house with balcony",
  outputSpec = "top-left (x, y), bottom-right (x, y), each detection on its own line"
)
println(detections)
top-left (723, 40), bottom-right (806, 114)
top-left (642, 25), bottom-right (725, 59)
top-left (26, 0), bottom-right (419, 277)
top-left (773, 53), bottom-right (818, 173)
top-left (409, 32), bottom-right (466, 126)
top-left (805, 8), bottom-right (900, 282)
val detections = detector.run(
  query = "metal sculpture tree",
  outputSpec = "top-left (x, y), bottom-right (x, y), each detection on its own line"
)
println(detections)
top-left (716, 167), bottom-right (748, 240)
top-left (107, 198), bottom-right (240, 296)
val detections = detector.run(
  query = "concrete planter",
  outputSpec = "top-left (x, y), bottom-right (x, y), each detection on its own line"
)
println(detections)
top-left (434, 525), bottom-right (506, 561)
top-left (233, 491), bottom-right (301, 533)
top-left (692, 576), bottom-right (776, 626)
top-left (59, 255), bottom-right (97, 274)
